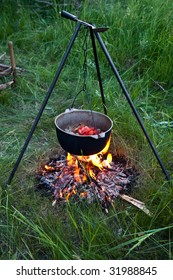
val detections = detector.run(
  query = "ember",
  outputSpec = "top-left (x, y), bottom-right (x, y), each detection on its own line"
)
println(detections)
top-left (37, 143), bottom-right (136, 212)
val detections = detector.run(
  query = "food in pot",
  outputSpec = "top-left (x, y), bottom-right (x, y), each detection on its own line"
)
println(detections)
top-left (77, 125), bottom-right (100, 135)
top-left (65, 124), bottom-right (101, 136)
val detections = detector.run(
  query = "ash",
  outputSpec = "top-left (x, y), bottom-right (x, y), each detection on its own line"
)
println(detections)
top-left (37, 153), bottom-right (136, 212)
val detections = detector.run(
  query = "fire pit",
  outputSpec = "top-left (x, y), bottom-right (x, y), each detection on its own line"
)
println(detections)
top-left (37, 141), bottom-right (137, 213)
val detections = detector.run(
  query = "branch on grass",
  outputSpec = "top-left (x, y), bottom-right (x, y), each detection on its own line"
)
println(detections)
top-left (119, 194), bottom-right (152, 216)
top-left (35, 0), bottom-right (54, 5)
top-left (0, 80), bottom-right (14, 90)
top-left (0, 53), bottom-right (6, 61)
top-left (153, 79), bottom-right (167, 92)
top-left (0, 67), bottom-right (12, 76)
top-left (0, 64), bottom-right (27, 75)
top-left (0, 63), bottom-right (9, 69)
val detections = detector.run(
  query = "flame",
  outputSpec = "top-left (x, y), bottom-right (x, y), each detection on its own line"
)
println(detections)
top-left (107, 153), bottom-right (112, 163)
top-left (66, 188), bottom-right (77, 201)
top-left (45, 164), bottom-right (55, 171)
top-left (99, 136), bottom-right (111, 154)
top-left (67, 152), bottom-right (74, 166)
top-left (75, 136), bottom-right (112, 171)
top-left (59, 190), bottom-right (63, 198)
top-left (74, 159), bottom-right (81, 183)
top-left (103, 153), bottom-right (112, 168)
top-left (89, 154), bottom-right (103, 170)
top-left (80, 192), bottom-right (88, 198)
top-left (88, 137), bottom-right (112, 169)
top-left (88, 136), bottom-right (112, 170)
top-left (67, 153), bottom-right (87, 183)
top-left (64, 137), bottom-right (112, 202)
top-left (89, 169), bottom-right (96, 180)
top-left (44, 137), bottom-right (113, 203)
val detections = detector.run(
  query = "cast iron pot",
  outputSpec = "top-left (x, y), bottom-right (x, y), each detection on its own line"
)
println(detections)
top-left (55, 109), bottom-right (113, 156)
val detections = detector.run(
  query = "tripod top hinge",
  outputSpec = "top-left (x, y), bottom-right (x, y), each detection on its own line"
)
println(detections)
top-left (61, 10), bottom-right (109, 33)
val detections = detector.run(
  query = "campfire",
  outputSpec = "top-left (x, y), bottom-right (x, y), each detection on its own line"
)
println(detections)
top-left (37, 138), bottom-right (142, 213)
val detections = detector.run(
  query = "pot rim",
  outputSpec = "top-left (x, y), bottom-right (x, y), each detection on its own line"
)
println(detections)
top-left (54, 109), bottom-right (113, 138)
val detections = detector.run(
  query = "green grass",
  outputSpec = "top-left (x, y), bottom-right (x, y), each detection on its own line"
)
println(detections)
top-left (0, 0), bottom-right (173, 260)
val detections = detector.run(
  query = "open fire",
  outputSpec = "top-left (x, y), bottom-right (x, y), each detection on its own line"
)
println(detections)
top-left (37, 138), bottom-right (136, 212)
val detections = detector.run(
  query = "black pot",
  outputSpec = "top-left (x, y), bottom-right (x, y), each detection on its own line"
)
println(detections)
top-left (55, 109), bottom-right (113, 155)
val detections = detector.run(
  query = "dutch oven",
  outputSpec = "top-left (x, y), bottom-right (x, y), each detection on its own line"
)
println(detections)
top-left (55, 109), bottom-right (113, 155)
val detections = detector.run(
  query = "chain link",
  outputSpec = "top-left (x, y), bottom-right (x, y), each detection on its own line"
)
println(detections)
top-left (82, 28), bottom-right (89, 92)
top-left (82, 28), bottom-right (95, 116)
top-left (70, 27), bottom-right (96, 127)
top-left (71, 28), bottom-right (90, 108)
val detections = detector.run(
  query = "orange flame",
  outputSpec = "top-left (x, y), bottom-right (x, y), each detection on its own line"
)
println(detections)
top-left (66, 188), bottom-right (77, 201)
top-left (64, 136), bottom-right (112, 202)
top-left (89, 169), bottom-right (96, 180)
top-left (67, 152), bottom-right (74, 166)
top-left (45, 137), bottom-right (112, 203)
top-left (100, 136), bottom-right (111, 154)
top-left (86, 136), bottom-right (112, 170)
top-left (107, 153), bottom-right (112, 163)
top-left (45, 165), bottom-right (55, 171)
top-left (80, 192), bottom-right (88, 198)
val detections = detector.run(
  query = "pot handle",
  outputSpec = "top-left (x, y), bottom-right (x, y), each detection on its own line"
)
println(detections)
top-left (65, 108), bottom-right (78, 113)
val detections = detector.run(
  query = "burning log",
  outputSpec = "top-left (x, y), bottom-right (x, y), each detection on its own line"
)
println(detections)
top-left (36, 149), bottom-right (146, 214)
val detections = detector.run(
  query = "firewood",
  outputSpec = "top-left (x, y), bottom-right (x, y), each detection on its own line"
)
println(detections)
top-left (0, 80), bottom-right (14, 90)
top-left (0, 53), bottom-right (6, 61)
top-left (119, 194), bottom-right (152, 216)
top-left (37, 152), bottom-right (141, 214)
top-left (0, 67), bottom-right (12, 76)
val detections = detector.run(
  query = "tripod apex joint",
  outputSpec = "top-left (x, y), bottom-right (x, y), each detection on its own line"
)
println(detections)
top-left (60, 10), bottom-right (109, 33)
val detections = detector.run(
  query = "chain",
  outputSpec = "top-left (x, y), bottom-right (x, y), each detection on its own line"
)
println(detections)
top-left (71, 28), bottom-right (90, 108)
top-left (70, 28), bottom-right (96, 126)
top-left (82, 29), bottom-right (96, 127)
top-left (82, 28), bottom-right (89, 93)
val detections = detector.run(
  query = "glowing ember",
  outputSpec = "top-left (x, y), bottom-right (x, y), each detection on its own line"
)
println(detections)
top-left (37, 139), bottom-right (135, 212)
top-left (44, 165), bottom-right (55, 171)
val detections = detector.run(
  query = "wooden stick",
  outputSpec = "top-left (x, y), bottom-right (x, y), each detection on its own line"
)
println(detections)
top-left (0, 53), bottom-right (6, 61)
top-left (0, 80), bottom-right (14, 90)
top-left (0, 63), bottom-right (9, 70)
top-left (119, 194), bottom-right (152, 216)
top-left (8, 41), bottom-right (16, 76)
top-left (0, 63), bottom-right (26, 73)
top-left (0, 67), bottom-right (12, 76)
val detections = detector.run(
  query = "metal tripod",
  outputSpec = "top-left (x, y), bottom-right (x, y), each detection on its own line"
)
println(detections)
top-left (7, 10), bottom-right (170, 186)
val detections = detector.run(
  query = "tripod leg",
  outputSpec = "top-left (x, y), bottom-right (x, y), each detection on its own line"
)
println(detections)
top-left (6, 23), bottom-right (82, 186)
top-left (95, 32), bottom-right (170, 181)
top-left (89, 27), bottom-right (107, 115)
